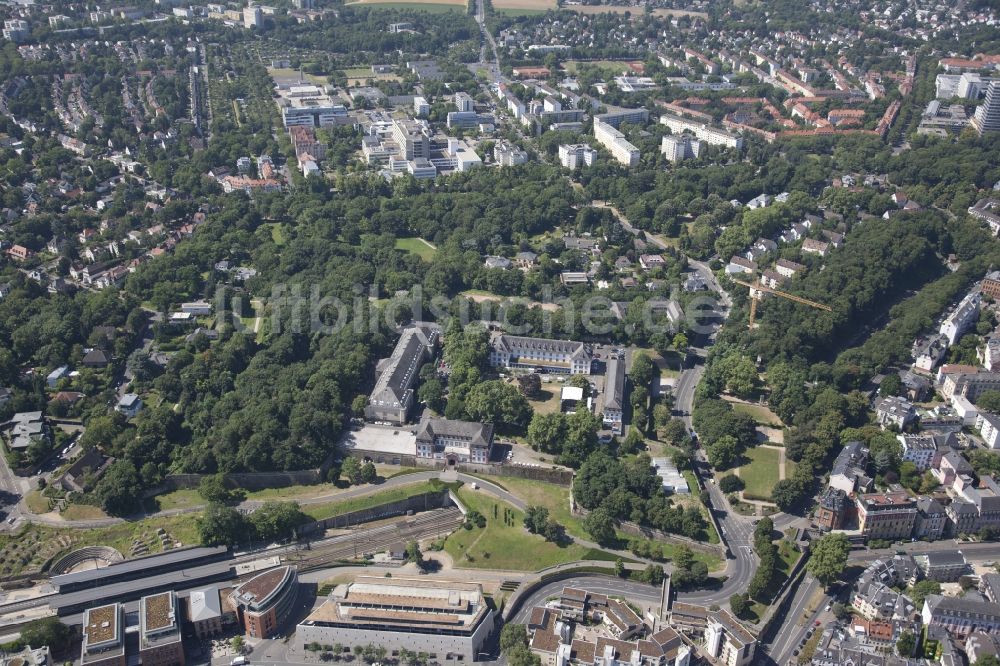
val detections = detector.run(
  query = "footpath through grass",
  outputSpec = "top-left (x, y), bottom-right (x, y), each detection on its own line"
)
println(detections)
top-left (394, 237), bottom-right (438, 260)
top-left (444, 488), bottom-right (612, 570)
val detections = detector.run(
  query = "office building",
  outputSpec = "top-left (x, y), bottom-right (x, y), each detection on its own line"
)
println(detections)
top-left (279, 85), bottom-right (348, 128)
top-left (414, 418), bottom-right (494, 464)
top-left (186, 586), bottom-right (234, 638)
top-left (659, 114), bottom-right (743, 149)
top-left (231, 566), bottom-right (299, 639)
top-left (489, 334), bottom-right (592, 375)
top-left (704, 610), bottom-right (757, 666)
top-left (140, 592), bottom-right (184, 666)
top-left (391, 118), bottom-right (430, 161)
top-left (365, 323), bottom-right (440, 424)
top-left (558, 144), bottom-right (596, 170)
top-left (298, 577), bottom-right (495, 662)
top-left (660, 135), bottom-right (701, 162)
top-left (974, 81), bottom-right (1000, 135)
top-left (856, 492), bottom-right (917, 541)
top-left (82, 604), bottom-right (125, 666)
top-left (594, 119), bottom-right (640, 167)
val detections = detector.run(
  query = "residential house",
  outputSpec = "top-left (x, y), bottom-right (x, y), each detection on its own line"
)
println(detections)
top-left (874, 396), bottom-right (916, 429)
top-left (828, 441), bottom-right (873, 495)
top-left (484, 256), bottom-right (512, 270)
top-left (116, 394), bottom-right (143, 418)
top-left (775, 258), bottom-right (805, 279)
top-left (725, 257), bottom-right (757, 275)
top-left (914, 497), bottom-right (947, 541)
top-left (801, 238), bottom-right (830, 256)
top-left (856, 492), bottom-right (917, 541)
top-left (922, 595), bottom-right (1000, 638)
top-left (915, 551), bottom-right (968, 582)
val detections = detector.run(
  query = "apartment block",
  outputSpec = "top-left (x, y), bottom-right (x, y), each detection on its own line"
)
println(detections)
top-left (594, 119), bottom-right (639, 167)
top-left (856, 492), bottom-right (917, 541)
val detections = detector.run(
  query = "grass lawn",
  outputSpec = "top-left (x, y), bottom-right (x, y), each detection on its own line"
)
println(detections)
top-left (267, 67), bottom-right (328, 85)
top-left (267, 222), bottom-right (287, 246)
top-left (25, 491), bottom-right (52, 514)
top-left (145, 488), bottom-right (202, 512)
top-left (480, 476), bottom-right (586, 539)
top-left (444, 488), bottom-right (606, 570)
top-left (730, 401), bottom-right (783, 427)
top-left (526, 389), bottom-right (563, 415)
top-left (302, 481), bottom-right (441, 521)
top-left (496, 7), bottom-right (548, 13)
top-left (61, 504), bottom-right (109, 521)
top-left (394, 237), bottom-right (437, 261)
top-left (633, 347), bottom-right (681, 379)
top-left (468, 474), bottom-right (722, 568)
top-left (739, 447), bottom-right (784, 502)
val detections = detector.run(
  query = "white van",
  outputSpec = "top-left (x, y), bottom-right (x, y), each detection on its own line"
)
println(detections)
top-left (231, 657), bottom-right (247, 666)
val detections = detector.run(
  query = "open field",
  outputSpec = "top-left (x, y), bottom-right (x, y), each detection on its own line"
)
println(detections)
top-left (345, 0), bottom-right (466, 10)
top-left (729, 400), bottom-right (783, 427)
top-left (394, 237), bottom-right (438, 261)
top-left (739, 446), bottom-right (795, 502)
top-left (526, 388), bottom-right (563, 415)
top-left (472, 474), bottom-right (722, 566)
top-left (493, 0), bottom-right (556, 12)
top-left (267, 67), bottom-right (328, 86)
top-left (563, 60), bottom-right (635, 77)
top-left (443, 487), bottom-right (611, 570)
top-left (561, 4), bottom-right (707, 18)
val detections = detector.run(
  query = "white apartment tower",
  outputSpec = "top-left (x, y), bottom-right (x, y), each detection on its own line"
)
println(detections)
top-left (974, 82), bottom-right (1000, 135)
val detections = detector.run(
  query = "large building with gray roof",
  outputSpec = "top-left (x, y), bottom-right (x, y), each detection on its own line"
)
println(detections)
top-left (365, 323), bottom-right (440, 425)
top-left (602, 357), bottom-right (626, 434)
top-left (415, 418), bottom-right (493, 465)
top-left (489, 334), bottom-right (592, 375)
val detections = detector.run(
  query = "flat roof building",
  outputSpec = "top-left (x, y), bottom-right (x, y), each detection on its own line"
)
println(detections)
top-left (140, 592), bottom-right (184, 666)
top-left (82, 603), bottom-right (125, 666)
top-left (594, 119), bottom-right (640, 167)
top-left (297, 577), bottom-right (495, 662)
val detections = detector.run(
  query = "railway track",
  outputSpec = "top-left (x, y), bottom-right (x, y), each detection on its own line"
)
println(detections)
top-left (286, 508), bottom-right (464, 570)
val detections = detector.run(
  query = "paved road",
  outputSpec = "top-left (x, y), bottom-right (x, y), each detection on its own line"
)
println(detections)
top-left (765, 574), bottom-right (824, 665)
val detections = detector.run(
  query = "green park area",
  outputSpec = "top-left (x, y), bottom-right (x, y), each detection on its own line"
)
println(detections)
top-left (394, 237), bottom-right (438, 261)
top-left (444, 487), bottom-right (613, 570)
top-left (739, 447), bottom-right (795, 502)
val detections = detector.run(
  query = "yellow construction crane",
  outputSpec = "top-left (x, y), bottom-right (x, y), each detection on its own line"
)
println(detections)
top-left (731, 277), bottom-right (832, 329)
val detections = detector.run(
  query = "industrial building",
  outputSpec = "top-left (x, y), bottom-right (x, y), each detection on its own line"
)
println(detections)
top-left (297, 577), bottom-right (495, 661)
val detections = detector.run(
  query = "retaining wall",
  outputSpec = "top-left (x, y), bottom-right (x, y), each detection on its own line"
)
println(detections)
top-left (297, 490), bottom-right (453, 536)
